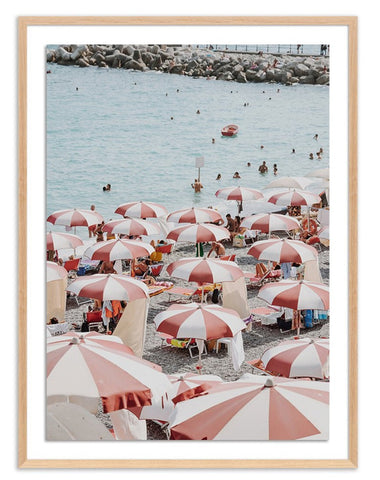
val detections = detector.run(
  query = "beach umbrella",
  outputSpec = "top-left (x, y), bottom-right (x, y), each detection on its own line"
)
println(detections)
top-left (240, 200), bottom-right (287, 216)
top-left (47, 208), bottom-right (103, 227)
top-left (115, 201), bottom-right (168, 218)
top-left (167, 207), bottom-right (223, 224)
top-left (154, 303), bottom-right (246, 370)
top-left (83, 238), bottom-right (154, 262)
top-left (168, 374), bottom-right (329, 440)
top-left (248, 238), bottom-right (318, 263)
top-left (306, 168), bottom-right (329, 180)
top-left (241, 213), bottom-right (300, 234)
top-left (166, 257), bottom-right (244, 285)
top-left (267, 189), bottom-right (321, 207)
top-left (47, 332), bottom-right (172, 415)
top-left (215, 186), bottom-right (264, 213)
top-left (258, 279), bottom-right (329, 311)
top-left (131, 373), bottom-right (224, 422)
top-left (46, 261), bottom-right (68, 282)
top-left (46, 232), bottom-right (84, 251)
top-left (47, 402), bottom-right (115, 441)
top-left (66, 274), bottom-right (149, 301)
top-left (318, 225), bottom-right (329, 240)
top-left (260, 337), bottom-right (329, 379)
top-left (102, 218), bottom-right (161, 236)
top-left (166, 224), bottom-right (230, 243)
top-left (264, 176), bottom-right (318, 190)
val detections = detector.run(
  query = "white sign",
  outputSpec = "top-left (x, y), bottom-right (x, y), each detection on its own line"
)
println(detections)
top-left (195, 157), bottom-right (205, 168)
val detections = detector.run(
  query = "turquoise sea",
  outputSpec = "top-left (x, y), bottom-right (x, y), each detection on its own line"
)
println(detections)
top-left (46, 61), bottom-right (329, 235)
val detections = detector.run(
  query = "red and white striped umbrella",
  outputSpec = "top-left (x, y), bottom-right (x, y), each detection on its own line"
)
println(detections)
top-left (131, 373), bottom-right (224, 422)
top-left (264, 176), bottom-right (316, 190)
top-left (241, 213), bottom-right (300, 234)
top-left (102, 218), bottom-right (161, 236)
top-left (261, 337), bottom-right (330, 379)
top-left (154, 303), bottom-right (246, 341)
top-left (167, 224), bottom-right (230, 243)
top-left (66, 274), bottom-right (149, 301)
top-left (215, 186), bottom-right (264, 202)
top-left (83, 238), bottom-right (154, 261)
top-left (115, 201), bottom-right (168, 218)
top-left (168, 374), bottom-right (329, 440)
top-left (248, 238), bottom-right (318, 263)
top-left (46, 231), bottom-right (84, 251)
top-left (267, 189), bottom-right (321, 206)
top-left (47, 332), bottom-right (172, 414)
top-left (258, 280), bottom-right (330, 311)
top-left (47, 208), bottom-right (103, 227)
top-left (167, 207), bottom-right (223, 224)
top-left (47, 261), bottom-right (68, 282)
top-left (166, 257), bottom-right (244, 284)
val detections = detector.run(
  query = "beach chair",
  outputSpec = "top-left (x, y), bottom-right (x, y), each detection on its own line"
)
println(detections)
top-left (63, 258), bottom-right (80, 274)
top-left (219, 254), bottom-right (236, 262)
top-left (167, 286), bottom-right (198, 302)
top-left (246, 359), bottom-right (280, 376)
top-left (83, 310), bottom-right (103, 332)
top-left (159, 334), bottom-right (207, 359)
top-left (155, 243), bottom-right (174, 254)
top-left (250, 306), bottom-right (283, 325)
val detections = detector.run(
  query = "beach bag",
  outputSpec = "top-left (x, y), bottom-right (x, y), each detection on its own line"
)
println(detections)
top-left (211, 288), bottom-right (220, 304)
top-left (81, 321), bottom-right (89, 332)
top-left (304, 310), bottom-right (313, 328)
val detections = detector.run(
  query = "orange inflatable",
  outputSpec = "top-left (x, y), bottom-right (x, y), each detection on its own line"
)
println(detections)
top-left (301, 217), bottom-right (318, 235)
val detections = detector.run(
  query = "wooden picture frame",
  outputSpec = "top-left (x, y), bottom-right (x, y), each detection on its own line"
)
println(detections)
top-left (18, 16), bottom-right (357, 469)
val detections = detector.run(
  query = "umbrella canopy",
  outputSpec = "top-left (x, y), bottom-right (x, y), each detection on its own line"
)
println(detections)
top-left (318, 225), bottom-right (329, 240)
top-left (168, 374), bottom-right (329, 440)
top-left (167, 207), bottom-right (223, 224)
top-left (46, 232), bottom-right (84, 251)
top-left (47, 261), bottom-right (68, 282)
top-left (261, 337), bottom-right (329, 379)
top-left (241, 213), bottom-right (300, 234)
top-left (268, 189), bottom-right (321, 206)
top-left (166, 257), bottom-right (244, 284)
top-left (47, 332), bottom-right (172, 414)
top-left (306, 168), bottom-right (329, 180)
top-left (248, 238), bottom-right (318, 263)
top-left (167, 224), bottom-right (230, 243)
top-left (215, 186), bottom-right (264, 202)
top-left (258, 279), bottom-right (329, 311)
top-left (115, 201), bottom-right (168, 218)
top-left (264, 176), bottom-right (317, 190)
top-left (154, 303), bottom-right (246, 341)
top-left (66, 274), bottom-right (149, 301)
top-left (240, 201), bottom-right (287, 216)
top-left (47, 402), bottom-right (115, 441)
top-left (83, 238), bottom-right (154, 261)
top-left (102, 218), bottom-right (161, 236)
top-left (47, 208), bottom-right (103, 227)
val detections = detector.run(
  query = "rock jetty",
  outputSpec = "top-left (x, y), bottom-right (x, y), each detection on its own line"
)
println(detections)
top-left (46, 44), bottom-right (329, 86)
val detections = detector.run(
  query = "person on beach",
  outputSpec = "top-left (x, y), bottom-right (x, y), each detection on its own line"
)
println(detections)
top-left (207, 241), bottom-right (226, 258)
top-left (225, 214), bottom-right (236, 235)
top-left (88, 205), bottom-right (97, 238)
top-left (258, 161), bottom-right (268, 173)
top-left (233, 171), bottom-right (241, 179)
top-left (191, 179), bottom-right (203, 193)
top-left (216, 173), bottom-right (221, 180)
top-left (99, 261), bottom-right (117, 274)
top-left (132, 258), bottom-right (150, 277)
top-left (273, 164), bottom-right (278, 175)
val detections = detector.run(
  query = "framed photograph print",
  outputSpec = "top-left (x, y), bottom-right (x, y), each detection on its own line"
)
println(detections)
top-left (18, 16), bottom-right (357, 469)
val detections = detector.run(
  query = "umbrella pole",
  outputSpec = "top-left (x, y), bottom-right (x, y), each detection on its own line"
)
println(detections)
top-left (201, 285), bottom-right (205, 303)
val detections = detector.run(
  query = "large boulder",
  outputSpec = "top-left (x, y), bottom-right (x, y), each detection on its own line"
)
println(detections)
top-left (124, 59), bottom-right (145, 71)
top-left (217, 71), bottom-right (234, 81)
top-left (299, 75), bottom-right (315, 84)
top-left (294, 63), bottom-right (310, 77)
top-left (265, 69), bottom-right (275, 81)
top-left (316, 74), bottom-right (330, 85)
top-left (77, 58), bottom-right (90, 68)
top-left (281, 71), bottom-right (292, 83)
top-left (55, 47), bottom-right (72, 63)
top-left (71, 45), bottom-right (88, 61)
top-left (236, 71), bottom-right (247, 83)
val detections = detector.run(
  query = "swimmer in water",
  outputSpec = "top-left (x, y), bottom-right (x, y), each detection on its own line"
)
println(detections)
top-left (216, 173), bottom-right (221, 180)
top-left (273, 164), bottom-right (278, 175)
top-left (258, 161), bottom-right (268, 174)
top-left (309, 153), bottom-right (314, 160)
top-left (233, 172), bottom-right (241, 179)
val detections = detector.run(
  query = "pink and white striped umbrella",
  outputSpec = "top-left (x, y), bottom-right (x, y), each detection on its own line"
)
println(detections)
top-left (167, 224), bottom-right (230, 243)
top-left (168, 374), bottom-right (329, 440)
top-left (46, 261), bottom-right (68, 282)
top-left (115, 201), bottom-right (168, 218)
top-left (47, 332), bottom-right (172, 414)
top-left (167, 207), bottom-right (223, 224)
top-left (66, 274), bottom-right (149, 301)
top-left (83, 238), bottom-right (154, 261)
top-left (258, 280), bottom-right (330, 311)
top-left (241, 213), bottom-right (300, 233)
top-left (261, 337), bottom-right (330, 379)
top-left (215, 186), bottom-right (264, 202)
top-left (248, 238), bottom-right (318, 263)
top-left (166, 257), bottom-right (244, 284)
top-left (154, 303), bottom-right (246, 341)
top-left (102, 218), bottom-right (161, 236)
top-left (267, 189), bottom-right (321, 206)
top-left (46, 232), bottom-right (84, 251)
top-left (47, 208), bottom-right (103, 227)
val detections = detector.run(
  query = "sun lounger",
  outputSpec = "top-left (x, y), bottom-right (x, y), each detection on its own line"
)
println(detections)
top-left (167, 286), bottom-right (198, 302)
top-left (250, 306), bottom-right (283, 325)
top-left (148, 281), bottom-right (173, 297)
top-left (246, 358), bottom-right (280, 376)
top-left (159, 334), bottom-right (207, 359)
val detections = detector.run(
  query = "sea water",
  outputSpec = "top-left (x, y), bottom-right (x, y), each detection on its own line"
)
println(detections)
top-left (47, 62), bottom-right (329, 235)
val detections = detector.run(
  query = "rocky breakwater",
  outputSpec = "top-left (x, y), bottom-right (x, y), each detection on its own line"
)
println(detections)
top-left (46, 44), bottom-right (329, 86)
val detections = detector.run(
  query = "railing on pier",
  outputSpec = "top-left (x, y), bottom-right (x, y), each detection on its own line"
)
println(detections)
top-left (196, 44), bottom-right (329, 56)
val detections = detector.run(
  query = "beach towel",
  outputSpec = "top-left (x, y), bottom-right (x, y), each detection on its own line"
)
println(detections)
top-left (303, 259), bottom-right (322, 283)
top-left (46, 277), bottom-right (67, 323)
top-left (109, 409), bottom-right (147, 440)
top-left (230, 332), bottom-right (245, 371)
top-left (222, 276), bottom-right (250, 321)
top-left (113, 297), bottom-right (149, 358)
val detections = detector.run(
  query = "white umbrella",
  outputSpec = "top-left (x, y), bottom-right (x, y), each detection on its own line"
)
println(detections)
top-left (102, 218), bottom-right (162, 236)
top-left (115, 201), bottom-right (168, 218)
top-left (47, 208), bottom-right (103, 228)
top-left (46, 261), bottom-right (68, 282)
top-left (167, 207), bottom-right (223, 224)
top-left (268, 189), bottom-right (321, 207)
top-left (166, 224), bottom-right (230, 243)
top-left (83, 238), bottom-right (154, 261)
top-left (46, 232), bottom-right (84, 251)
top-left (264, 176), bottom-right (317, 190)
top-left (241, 213), bottom-right (300, 234)
top-left (248, 238), bottom-right (318, 263)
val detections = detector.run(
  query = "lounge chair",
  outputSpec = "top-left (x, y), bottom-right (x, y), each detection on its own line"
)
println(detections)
top-left (155, 243), bottom-right (174, 254)
top-left (219, 254), bottom-right (236, 262)
top-left (82, 310), bottom-right (104, 332)
top-left (246, 359), bottom-right (280, 376)
top-left (63, 258), bottom-right (80, 274)
top-left (159, 334), bottom-right (207, 359)
top-left (167, 286), bottom-right (198, 302)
